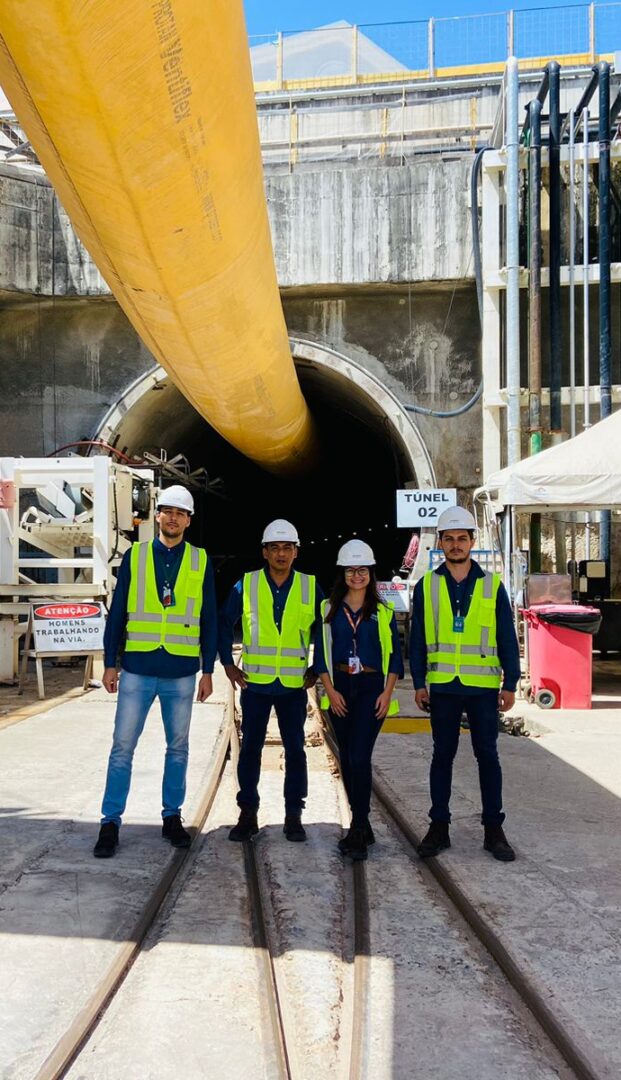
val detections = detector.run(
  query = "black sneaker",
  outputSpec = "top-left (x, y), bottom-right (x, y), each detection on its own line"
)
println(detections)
top-left (229, 808), bottom-right (259, 842)
top-left (162, 814), bottom-right (191, 848)
top-left (93, 822), bottom-right (119, 859)
top-left (417, 821), bottom-right (450, 859)
top-left (484, 824), bottom-right (516, 862)
top-left (283, 813), bottom-right (306, 842)
top-left (338, 826), bottom-right (368, 862)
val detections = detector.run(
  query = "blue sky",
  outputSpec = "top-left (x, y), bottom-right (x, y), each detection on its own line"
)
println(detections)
top-left (244, 0), bottom-right (575, 37)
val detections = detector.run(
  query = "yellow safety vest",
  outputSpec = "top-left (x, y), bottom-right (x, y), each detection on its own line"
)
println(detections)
top-left (319, 598), bottom-right (400, 716)
top-left (125, 541), bottom-right (206, 657)
top-left (423, 569), bottom-right (502, 688)
top-left (241, 569), bottom-right (316, 688)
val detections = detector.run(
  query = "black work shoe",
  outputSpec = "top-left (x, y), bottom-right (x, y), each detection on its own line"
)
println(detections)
top-left (229, 808), bottom-right (259, 842)
top-left (364, 820), bottom-right (376, 846)
top-left (284, 813), bottom-right (306, 842)
top-left (484, 824), bottom-right (516, 862)
top-left (338, 826), bottom-right (368, 861)
top-left (417, 821), bottom-right (450, 859)
top-left (93, 822), bottom-right (119, 859)
top-left (162, 814), bottom-right (191, 848)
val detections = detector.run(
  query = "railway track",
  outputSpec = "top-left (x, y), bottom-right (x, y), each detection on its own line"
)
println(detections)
top-left (7, 684), bottom-right (612, 1079)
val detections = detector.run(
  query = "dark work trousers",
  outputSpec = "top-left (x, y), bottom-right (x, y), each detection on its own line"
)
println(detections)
top-left (429, 687), bottom-right (505, 826)
top-left (237, 686), bottom-right (308, 813)
top-left (330, 671), bottom-right (385, 827)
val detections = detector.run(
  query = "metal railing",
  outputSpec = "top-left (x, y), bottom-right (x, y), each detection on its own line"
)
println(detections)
top-left (249, 2), bottom-right (620, 90)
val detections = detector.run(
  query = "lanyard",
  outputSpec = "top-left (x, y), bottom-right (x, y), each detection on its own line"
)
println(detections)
top-left (343, 606), bottom-right (363, 655)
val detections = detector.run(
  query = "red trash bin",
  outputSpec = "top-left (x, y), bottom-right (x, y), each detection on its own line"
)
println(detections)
top-left (523, 604), bottom-right (602, 709)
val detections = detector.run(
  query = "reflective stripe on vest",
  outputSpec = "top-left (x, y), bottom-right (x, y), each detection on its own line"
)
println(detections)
top-left (319, 598), bottom-right (399, 716)
top-left (423, 569), bottom-right (502, 688)
top-left (241, 570), bottom-right (316, 688)
top-left (125, 541), bottom-right (206, 656)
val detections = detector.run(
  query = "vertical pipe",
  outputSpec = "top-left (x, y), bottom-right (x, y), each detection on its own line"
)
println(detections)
top-left (597, 62), bottom-right (611, 563)
top-left (276, 31), bottom-right (283, 90)
top-left (506, 58), bottom-right (521, 466)
top-left (352, 25), bottom-right (359, 83)
top-left (507, 10), bottom-right (514, 58)
top-left (548, 62), bottom-right (562, 434)
top-left (528, 99), bottom-right (542, 572)
top-left (583, 109), bottom-right (592, 559)
top-left (568, 109), bottom-right (576, 439)
top-left (589, 2), bottom-right (596, 64)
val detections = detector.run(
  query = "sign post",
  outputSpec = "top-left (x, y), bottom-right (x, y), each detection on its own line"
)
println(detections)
top-left (19, 602), bottom-right (105, 699)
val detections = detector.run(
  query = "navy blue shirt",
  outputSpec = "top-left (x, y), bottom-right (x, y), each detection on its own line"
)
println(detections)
top-left (314, 602), bottom-right (404, 678)
top-left (218, 568), bottom-right (324, 696)
top-left (409, 562), bottom-right (520, 694)
top-left (103, 538), bottom-right (218, 678)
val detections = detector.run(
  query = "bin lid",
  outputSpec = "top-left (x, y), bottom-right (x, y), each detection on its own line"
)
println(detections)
top-left (526, 603), bottom-right (602, 634)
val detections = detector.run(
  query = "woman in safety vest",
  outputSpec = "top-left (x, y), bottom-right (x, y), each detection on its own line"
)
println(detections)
top-left (315, 539), bottom-right (403, 861)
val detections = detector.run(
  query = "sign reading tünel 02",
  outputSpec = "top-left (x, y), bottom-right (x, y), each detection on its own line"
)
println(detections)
top-left (396, 488), bottom-right (457, 527)
top-left (32, 603), bottom-right (105, 653)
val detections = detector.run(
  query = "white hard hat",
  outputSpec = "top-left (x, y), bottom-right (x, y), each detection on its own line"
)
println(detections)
top-left (262, 519), bottom-right (300, 545)
top-left (336, 539), bottom-right (376, 566)
top-left (437, 506), bottom-right (476, 532)
top-left (156, 485), bottom-right (194, 515)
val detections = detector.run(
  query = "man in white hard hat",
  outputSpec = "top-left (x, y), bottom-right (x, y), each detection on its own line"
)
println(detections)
top-left (218, 519), bottom-right (323, 842)
top-left (410, 505), bottom-right (520, 862)
top-left (94, 485), bottom-right (217, 858)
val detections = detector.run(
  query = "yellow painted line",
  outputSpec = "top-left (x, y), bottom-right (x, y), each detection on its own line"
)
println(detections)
top-left (381, 716), bottom-right (432, 734)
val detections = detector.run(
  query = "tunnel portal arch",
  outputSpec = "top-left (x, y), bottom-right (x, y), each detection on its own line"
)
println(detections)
top-left (94, 338), bottom-right (437, 590)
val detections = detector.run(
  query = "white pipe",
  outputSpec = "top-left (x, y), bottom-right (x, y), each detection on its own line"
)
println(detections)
top-left (506, 57), bottom-right (521, 466)
top-left (568, 108), bottom-right (576, 439)
top-left (583, 109), bottom-right (592, 558)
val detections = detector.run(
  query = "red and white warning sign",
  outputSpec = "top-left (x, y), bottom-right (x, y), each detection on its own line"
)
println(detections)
top-left (377, 581), bottom-right (410, 613)
top-left (32, 602), bottom-right (105, 653)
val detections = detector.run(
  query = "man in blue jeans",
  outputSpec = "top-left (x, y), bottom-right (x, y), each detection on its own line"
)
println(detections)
top-left (94, 485), bottom-right (217, 858)
top-left (410, 506), bottom-right (520, 862)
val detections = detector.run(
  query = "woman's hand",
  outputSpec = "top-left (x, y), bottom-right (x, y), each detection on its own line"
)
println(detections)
top-left (374, 688), bottom-right (393, 719)
top-left (328, 689), bottom-right (348, 717)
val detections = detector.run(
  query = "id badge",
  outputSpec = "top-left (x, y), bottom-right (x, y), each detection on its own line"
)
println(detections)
top-left (348, 655), bottom-right (362, 674)
top-left (162, 584), bottom-right (173, 608)
top-left (453, 615), bottom-right (465, 633)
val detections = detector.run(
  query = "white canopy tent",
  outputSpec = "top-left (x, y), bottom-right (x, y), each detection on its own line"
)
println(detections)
top-left (477, 410), bottom-right (621, 512)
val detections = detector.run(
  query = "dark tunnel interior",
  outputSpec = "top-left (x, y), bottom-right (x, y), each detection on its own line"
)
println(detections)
top-left (108, 362), bottom-right (421, 601)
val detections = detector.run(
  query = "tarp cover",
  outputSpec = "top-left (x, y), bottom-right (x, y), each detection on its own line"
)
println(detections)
top-left (482, 410), bottom-right (621, 510)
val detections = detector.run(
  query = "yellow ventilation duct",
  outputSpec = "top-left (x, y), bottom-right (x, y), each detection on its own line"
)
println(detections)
top-left (0, 0), bottom-right (316, 473)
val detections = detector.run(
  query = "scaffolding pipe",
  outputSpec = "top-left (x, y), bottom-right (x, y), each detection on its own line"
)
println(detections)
top-left (597, 62), bottom-right (612, 562)
top-left (583, 108), bottom-right (592, 559)
top-left (506, 57), bottom-right (521, 466)
top-left (568, 109), bottom-right (577, 439)
top-left (548, 62), bottom-right (562, 434)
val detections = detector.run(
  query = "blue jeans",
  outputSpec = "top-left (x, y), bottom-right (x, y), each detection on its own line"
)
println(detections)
top-left (100, 671), bottom-right (196, 826)
top-left (429, 688), bottom-right (505, 826)
top-left (330, 671), bottom-right (385, 826)
top-left (237, 687), bottom-right (308, 813)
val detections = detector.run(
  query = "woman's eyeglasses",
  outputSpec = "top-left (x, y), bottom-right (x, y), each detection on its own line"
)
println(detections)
top-left (344, 567), bottom-right (370, 577)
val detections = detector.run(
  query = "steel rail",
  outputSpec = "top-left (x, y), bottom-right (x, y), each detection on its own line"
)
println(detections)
top-left (371, 767), bottom-right (615, 1080)
top-left (319, 714), bottom-right (370, 1080)
top-left (228, 707), bottom-right (293, 1080)
top-left (33, 708), bottom-right (232, 1080)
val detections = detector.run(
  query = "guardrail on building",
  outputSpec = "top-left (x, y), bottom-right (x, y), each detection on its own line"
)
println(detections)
top-left (250, 2), bottom-right (619, 91)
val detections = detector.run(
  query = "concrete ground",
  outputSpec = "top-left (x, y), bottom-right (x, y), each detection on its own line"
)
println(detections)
top-left (1, 661), bottom-right (620, 1076)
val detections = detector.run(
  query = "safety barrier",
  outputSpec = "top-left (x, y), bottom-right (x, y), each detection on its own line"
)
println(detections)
top-left (250, 3), bottom-right (620, 91)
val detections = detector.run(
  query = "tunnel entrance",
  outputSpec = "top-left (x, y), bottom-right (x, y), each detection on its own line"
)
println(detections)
top-left (95, 338), bottom-right (435, 598)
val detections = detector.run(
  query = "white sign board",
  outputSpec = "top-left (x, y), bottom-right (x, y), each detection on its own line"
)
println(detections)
top-left (377, 581), bottom-right (410, 613)
top-left (396, 488), bottom-right (457, 527)
top-left (32, 602), bottom-right (105, 654)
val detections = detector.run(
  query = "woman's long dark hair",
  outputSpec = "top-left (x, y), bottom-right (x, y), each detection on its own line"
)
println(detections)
top-left (324, 566), bottom-right (385, 623)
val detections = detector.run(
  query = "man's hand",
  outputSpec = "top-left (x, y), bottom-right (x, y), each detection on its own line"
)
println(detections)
top-left (374, 688), bottom-right (393, 720)
top-left (498, 690), bottom-right (515, 713)
top-left (415, 687), bottom-right (430, 712)
top-left (197, 674), bottom-right (213, 702)
top-left (224, 663), bottom-right (247, 690)
top-left (102, 667), bottom-right (119, 694)
top-left (303, 670), bottom-right (318, 690)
